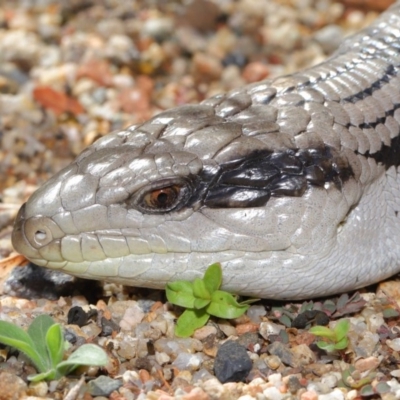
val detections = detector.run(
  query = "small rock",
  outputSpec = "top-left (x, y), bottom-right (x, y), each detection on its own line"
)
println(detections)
top-left (292, 310), bottom-right (329, 329)
top-left (192, 368), bottom-right (215, 383)
top-left (154, 338), bottom-right (203, 358)
top-left (155, 351), bottom-right (171, 366)
top-left (242, 62), bottom-right (270, 83)
top-left (259, 321), bottom-right (285, 340)
top-left (378, 281), bottom-right (400, 308)
top-left (247, 305), bottom-right (267, 323)
top-left (181, 387), bottom-right (209, 400)
top-left (320, 373), bottom-right (339, 389)
top-left (88, 375), bottom-right (122, 397)
top-left (236, 322), bottom-right (260, 335)
top-left (354, 356), bottom-right (380, 372)
top-left (0, 372), bottom-right (27, 400)
top-left (217, 321), bottom-right (237, 337)
top-left (388, 338), bottom-right (400, 351)
top-left (237, 332), bottom-right (262, 350)
top-left (100, 317), bottom-right (119, 336)
top-left (287, 375), bottom-right (303, 394)
top-left (119, 303), bottom-right (145, 331)
top-left (313, 25), bottom-right (343, 54)
top-left (267, 341), bottom-right (296, 368)
top-left (300, 390), bottom-right (318, 400)
top-left (390, 369), bottom-right (400, 378)
top-left (319, 388), bottom-right (345, 400)
top-left (193, 325), bottom-right (217, 340)
top-left (172, 353), bottom-right (204, 371)
top-left (28, 381), bottom-right (48, 397)
top-left (264, 355), bottom-right (281, 370)
top-left (263, 387), bottom-right (283, 400)
top-left (214, 340), bottom-right (252, 383)
top-left (116, 334), bottom-right (138, 359)
top-left (291, 344), bottom-right (316, 366)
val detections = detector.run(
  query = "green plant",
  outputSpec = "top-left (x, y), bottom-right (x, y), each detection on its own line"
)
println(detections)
top-left (0, 314), bottom-right (108, 382)
top-left (166, 263), bottom-right (259, 337)
top-left (309, 318), bottom-right (350, 352)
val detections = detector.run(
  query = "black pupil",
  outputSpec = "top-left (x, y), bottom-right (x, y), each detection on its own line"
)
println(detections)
top-left (157, 192), bottom-right (169, 205)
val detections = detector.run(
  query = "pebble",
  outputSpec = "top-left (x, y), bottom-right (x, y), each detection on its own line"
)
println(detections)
top-left (28, 381), bottom-right (48, 397)
top-left (267, 341), bottom-right (296, 367)
top-left (263, 387), bottom-right (283, 400)
top-left (313, 25), bottom-right (344, 54)
top-left (154, 338), bottom-right (203, 358)
top-left (287, 375), bottom-right (304, 394)
top-left (214, 341), bottom-right (253, 383)
top-left (301, 391), bottom-right (318, 400)
top-left (172, 353), bottom-right (204, 371)
top-left (259, 321), bottom-right (286, 340)
top-left (387, 338), bottom-right (400, 351)
top-left (264, 355), bottom-right (282, 370)
top-left (119, 303), bottom-right (145, 331)
top-left (291, 344), bottom-right (317, 366)
top-left (0, 372), bottom-right (27, 400)
top-left (354, 356), bottom-right (380, 372)
top-left (88, 376), bottom-right (122, 397)
top-left (193, 325), bottom-right (217, 340)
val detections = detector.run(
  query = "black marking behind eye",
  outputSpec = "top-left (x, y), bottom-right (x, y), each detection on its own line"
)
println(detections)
top-left (203, 146), bottom-right (353, 208)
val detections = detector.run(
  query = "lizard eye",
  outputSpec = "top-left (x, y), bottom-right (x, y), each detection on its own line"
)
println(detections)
top-left (131, 178), bottom-right (193, 213)
top-left (144, 185), bottom-right (180, 209)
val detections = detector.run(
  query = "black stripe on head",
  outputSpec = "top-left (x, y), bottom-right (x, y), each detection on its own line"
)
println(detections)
top-left (202, 146), bottom-right (354, 208)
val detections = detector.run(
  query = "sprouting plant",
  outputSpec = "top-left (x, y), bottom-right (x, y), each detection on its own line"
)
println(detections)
top-left (309, 318), bottom-right (350, 352)
top-left (166, 263), bottom-right (259, 337)
top-left (0, 314), bottom-right (108, 382)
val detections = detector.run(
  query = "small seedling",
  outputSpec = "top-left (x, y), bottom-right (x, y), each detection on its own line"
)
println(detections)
top-left (166, 263), bottom-right (259, 337)
top-left (0, 314), bottom-right (108, 382)
top-left (309, 318), bottom-right (350, 352)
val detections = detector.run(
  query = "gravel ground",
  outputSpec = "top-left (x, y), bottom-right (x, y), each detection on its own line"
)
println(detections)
top-left (1, 0), bottom-right (400, 399)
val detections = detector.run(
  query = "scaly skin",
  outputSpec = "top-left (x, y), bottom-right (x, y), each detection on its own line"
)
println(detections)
top-left (12, 2), bottom-right (400, 299)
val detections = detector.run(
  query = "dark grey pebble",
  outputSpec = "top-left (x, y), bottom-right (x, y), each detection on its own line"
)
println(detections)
top-left (292, 310), bottom-right (329, 329)
top-left (101, 316), bottom-right (120, 336)
top-left (214, 340), bottom-right (252, 383)
top-left (267, 341), bottom-right (296, 368)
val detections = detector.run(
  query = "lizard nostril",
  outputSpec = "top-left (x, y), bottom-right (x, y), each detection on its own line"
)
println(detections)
top-left (35, 229), bottom-right (48, 242)
top-left (24, 217), bottom-right (64, 249)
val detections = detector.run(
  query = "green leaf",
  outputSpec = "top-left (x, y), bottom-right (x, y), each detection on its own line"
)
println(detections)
top-left (238, 298), bottom-right (260, 306)
top-left (194, 298), bottom-right (210, 309)
top-left (27, 315), bottom-right (55, 369)
top-left (203, 263), bottom-right (222, 293)
top-left (334, 319), bottom-right (350, 341)
top-left (309, 326), bottom-right (336, 340)
top-left (28, 369), bottom-right (56, 382)
top-left (316, 341), bottom-right (335, 352)
top-left (193, 278), bottom-right (211, 300)
top-left (56, 344), bottom-right (108, 378)
top-left (166, 281), bottom-right (196, 308)
top-left (334, 337), bottom-right (348, 350)
top-left (174, 309), bottom-right (210, 338)
top-left (278, 314), bottom-right (292, 328)
top-left (45, 323), bottom-right (64, 367)
top-left (0, 320), bottom-right (46, 373)
top-left (207, 290), bottom-right (249, 319)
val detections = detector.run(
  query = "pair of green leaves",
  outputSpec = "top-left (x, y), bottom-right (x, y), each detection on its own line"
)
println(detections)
top-left (166, 263), bottom-right (258, 337)
top-left (309, 319), bottom-right (350, 352)
top-left (0, 314), bottom-right (108, 382)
